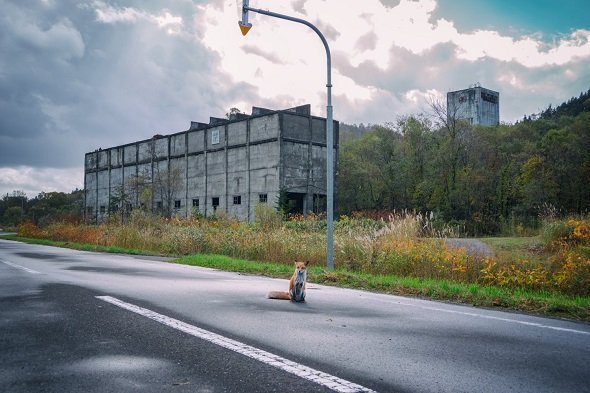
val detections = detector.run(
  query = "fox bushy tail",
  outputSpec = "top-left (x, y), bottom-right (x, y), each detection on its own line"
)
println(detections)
top-left (266, 291), bottom-right (291, 300)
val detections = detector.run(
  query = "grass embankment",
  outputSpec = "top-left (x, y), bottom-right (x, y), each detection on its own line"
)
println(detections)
top-left (5, 232), bottom-right (590, 321)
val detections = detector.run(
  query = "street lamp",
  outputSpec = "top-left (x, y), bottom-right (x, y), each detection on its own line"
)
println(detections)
top-left (239, 0), bottom-right (334, 271)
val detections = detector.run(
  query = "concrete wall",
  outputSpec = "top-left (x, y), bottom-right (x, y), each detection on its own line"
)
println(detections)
top-left (447, 86), bottom-right (499, 126)
top-left (84, 107), bottom-right (338, 222)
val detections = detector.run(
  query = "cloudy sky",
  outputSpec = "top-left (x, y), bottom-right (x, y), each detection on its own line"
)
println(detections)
top-left (1, 0), bottom-right (589, 197)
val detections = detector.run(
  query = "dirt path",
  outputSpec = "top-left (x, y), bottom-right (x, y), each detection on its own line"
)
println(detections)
top-left (444, 238), bottom-right (494, 257)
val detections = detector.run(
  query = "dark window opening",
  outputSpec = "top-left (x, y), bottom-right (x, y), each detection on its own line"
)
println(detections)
top-left (212, 197), bottom-right (220, 211)
top-left (259, 193), bottom-right (268, 203)
top-left (156, 201), bottom-right (163, 209)
top-left (192, 198), bottom-right (199, 207)
top-left (481, 92), bottom-right (498, 104)
top-left (283, 192), bottom-right (305, 215)
top-left (174, 200), bottom-right (181, 209)
top-left (313, 194), bottom-right (327, 214)
top-left (99, 205), bottom-right (106, 214)
top-left (233, 195), bottom-right (241, 205)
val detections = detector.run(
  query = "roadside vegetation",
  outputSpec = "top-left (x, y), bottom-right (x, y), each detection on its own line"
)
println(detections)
top-left (10, 206), bottom-right (590, 321)
top-left (2, 89), bottom-right (589, 320)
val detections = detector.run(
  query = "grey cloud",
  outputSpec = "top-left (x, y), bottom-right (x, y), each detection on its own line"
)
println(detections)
top-left (314, 19), bottom-right (340, 41)
top-left (333, 40), bottom-right (589, 123)
top-left (378, 0), bottom-right (402, 9)
top-left (333, 42), bottom-right (462, 94)
top-left (355, 31), bottom-right (378, 52)
top-left (10, 16), bottom-right (84, 61)
top-left (242, 44), bottom-right (284, 64)
top-left (334, 89), bottom-right (404, 125)
top-left (0, 0), bottom-right (253, 170)
top-left (292, 0), bottom-right (307, 15)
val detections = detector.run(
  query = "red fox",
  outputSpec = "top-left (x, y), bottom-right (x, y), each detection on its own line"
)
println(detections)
top-left (267, 261), bottom-right (309, 302)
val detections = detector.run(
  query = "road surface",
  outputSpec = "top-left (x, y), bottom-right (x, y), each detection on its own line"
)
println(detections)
top-left (1, 239), bottom-right (589, 393)
top-left (445, 238), bottom-right (494, 257)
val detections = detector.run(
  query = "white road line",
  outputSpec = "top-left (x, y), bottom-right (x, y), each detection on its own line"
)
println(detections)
top-left (372, 297), bottom-right (590, 336)
top-left (1, 260), bottom-right (41, 274)
top-left (97, 295), bottom-right (376, 393)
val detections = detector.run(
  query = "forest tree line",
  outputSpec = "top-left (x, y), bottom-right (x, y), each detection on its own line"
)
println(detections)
top-left (337, 89), bottom-right (590, 235)
top-left (2, 89), bottom-right (589, 235)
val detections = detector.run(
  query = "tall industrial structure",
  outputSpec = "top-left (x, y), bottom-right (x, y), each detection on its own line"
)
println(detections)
top-left (447, 85), bottom-right (500, 126)
top-left (84, 104), bottom-right (339, 222)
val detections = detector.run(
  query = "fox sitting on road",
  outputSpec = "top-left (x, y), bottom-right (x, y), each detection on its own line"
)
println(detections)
top-left (267, 261), bottom-right (309, 302)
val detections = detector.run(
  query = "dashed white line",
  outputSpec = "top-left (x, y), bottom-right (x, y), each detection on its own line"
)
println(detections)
top-left (96, 295), bottom-right (376, 393)
top-left (418, 305), bottom-right (590, 335)
top-left (1, 260), bottom-right (41, 274)
top-left (369, 296), bottom-right (590, 336)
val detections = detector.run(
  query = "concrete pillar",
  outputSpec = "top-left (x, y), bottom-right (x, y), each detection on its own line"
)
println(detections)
top-left (185, 131), bottom-right (189, 218)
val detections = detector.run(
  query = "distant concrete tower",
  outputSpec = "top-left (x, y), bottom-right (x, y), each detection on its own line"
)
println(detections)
top-left (447, 84), bottom-right (499, 126)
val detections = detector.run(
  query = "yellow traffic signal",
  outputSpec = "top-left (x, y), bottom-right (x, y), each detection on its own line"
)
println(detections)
top-left (238, 21), bottom-right (252, 36)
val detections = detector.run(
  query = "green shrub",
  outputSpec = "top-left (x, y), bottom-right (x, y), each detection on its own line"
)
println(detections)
top-left (254, 203), bottom-right (283, 230)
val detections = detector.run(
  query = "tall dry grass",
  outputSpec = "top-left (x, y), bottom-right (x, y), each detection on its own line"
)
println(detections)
top-left (16, 211), bottom-right (590, 296)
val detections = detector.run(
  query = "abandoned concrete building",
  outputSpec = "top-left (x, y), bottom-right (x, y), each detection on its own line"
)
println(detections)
top-left (447, 85), bottom-right (500, 126)
top-left (84, 104), bottom-right (339, 222)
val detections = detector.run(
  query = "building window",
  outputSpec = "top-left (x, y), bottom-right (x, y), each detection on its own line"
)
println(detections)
top-left (156, 201), bottom-right (163, 209)
top-left (86, 207), bottom-right (93, 215)
top-left (99, 205), bottom-right (106, 214)
top-left (481, 91), bottom-right (498, 104)
top-left (212, 129), bottom-right (220, 145)
top-left (192, 198), bottom-right (199, 207)
top-left (212, 197), bottom-right (220, 211)
top-left (233, 195), bottom-right (241, 205)
top-left (174, 200), bottom-right (181, 209)
top-left (259, 194), bottom-right (268, 203)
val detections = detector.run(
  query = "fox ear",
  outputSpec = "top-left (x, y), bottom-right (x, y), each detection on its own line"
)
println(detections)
top-left (304, 261), bottom-right (309, 266)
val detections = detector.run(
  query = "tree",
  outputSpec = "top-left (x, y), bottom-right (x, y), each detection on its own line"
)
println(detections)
top-left (427, 96), bottom-right (472, 220)
top-left (3, 206), bottom-right (23, 226)
top-left (29, 191), bottom-right (82, 225)
top-left (109, 185), bottom-right (133, 223)
top-left (153, 163), bottom-right (184, 217)
top-left (391, 115), bottom-right (434, 211)
top-left (126, 169), bottom-right (152, 212)
top-left (225, 107), bottom-right (243, 120)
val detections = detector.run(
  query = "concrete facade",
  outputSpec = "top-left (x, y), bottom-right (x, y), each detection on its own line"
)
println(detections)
top-left (84, 105), bottom-right (339, 222)
top-left (447, 85), bottom-right (499, 126)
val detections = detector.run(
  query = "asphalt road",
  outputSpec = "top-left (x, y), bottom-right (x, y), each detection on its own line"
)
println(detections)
top-left (1, 239), bottom-right (589, 393)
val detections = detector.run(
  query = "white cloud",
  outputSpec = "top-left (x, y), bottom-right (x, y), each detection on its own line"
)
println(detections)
top-left (455, 29), bottom-right (590, 67)
top-left (92, 1), bottom-right (184, 35)
top-left (0, 166), bottom-right (83, 198)
top-left (200, 0), bottom-right (590, 123)
top-left (93, 1), bottom-right (142, 23)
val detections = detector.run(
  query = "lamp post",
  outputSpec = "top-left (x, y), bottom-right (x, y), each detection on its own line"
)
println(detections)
top-left (239, 1), bottom-right (334, 270)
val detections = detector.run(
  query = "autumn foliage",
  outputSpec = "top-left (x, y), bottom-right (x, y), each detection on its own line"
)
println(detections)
top-left (16, 212), bottom-right (590, 296)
